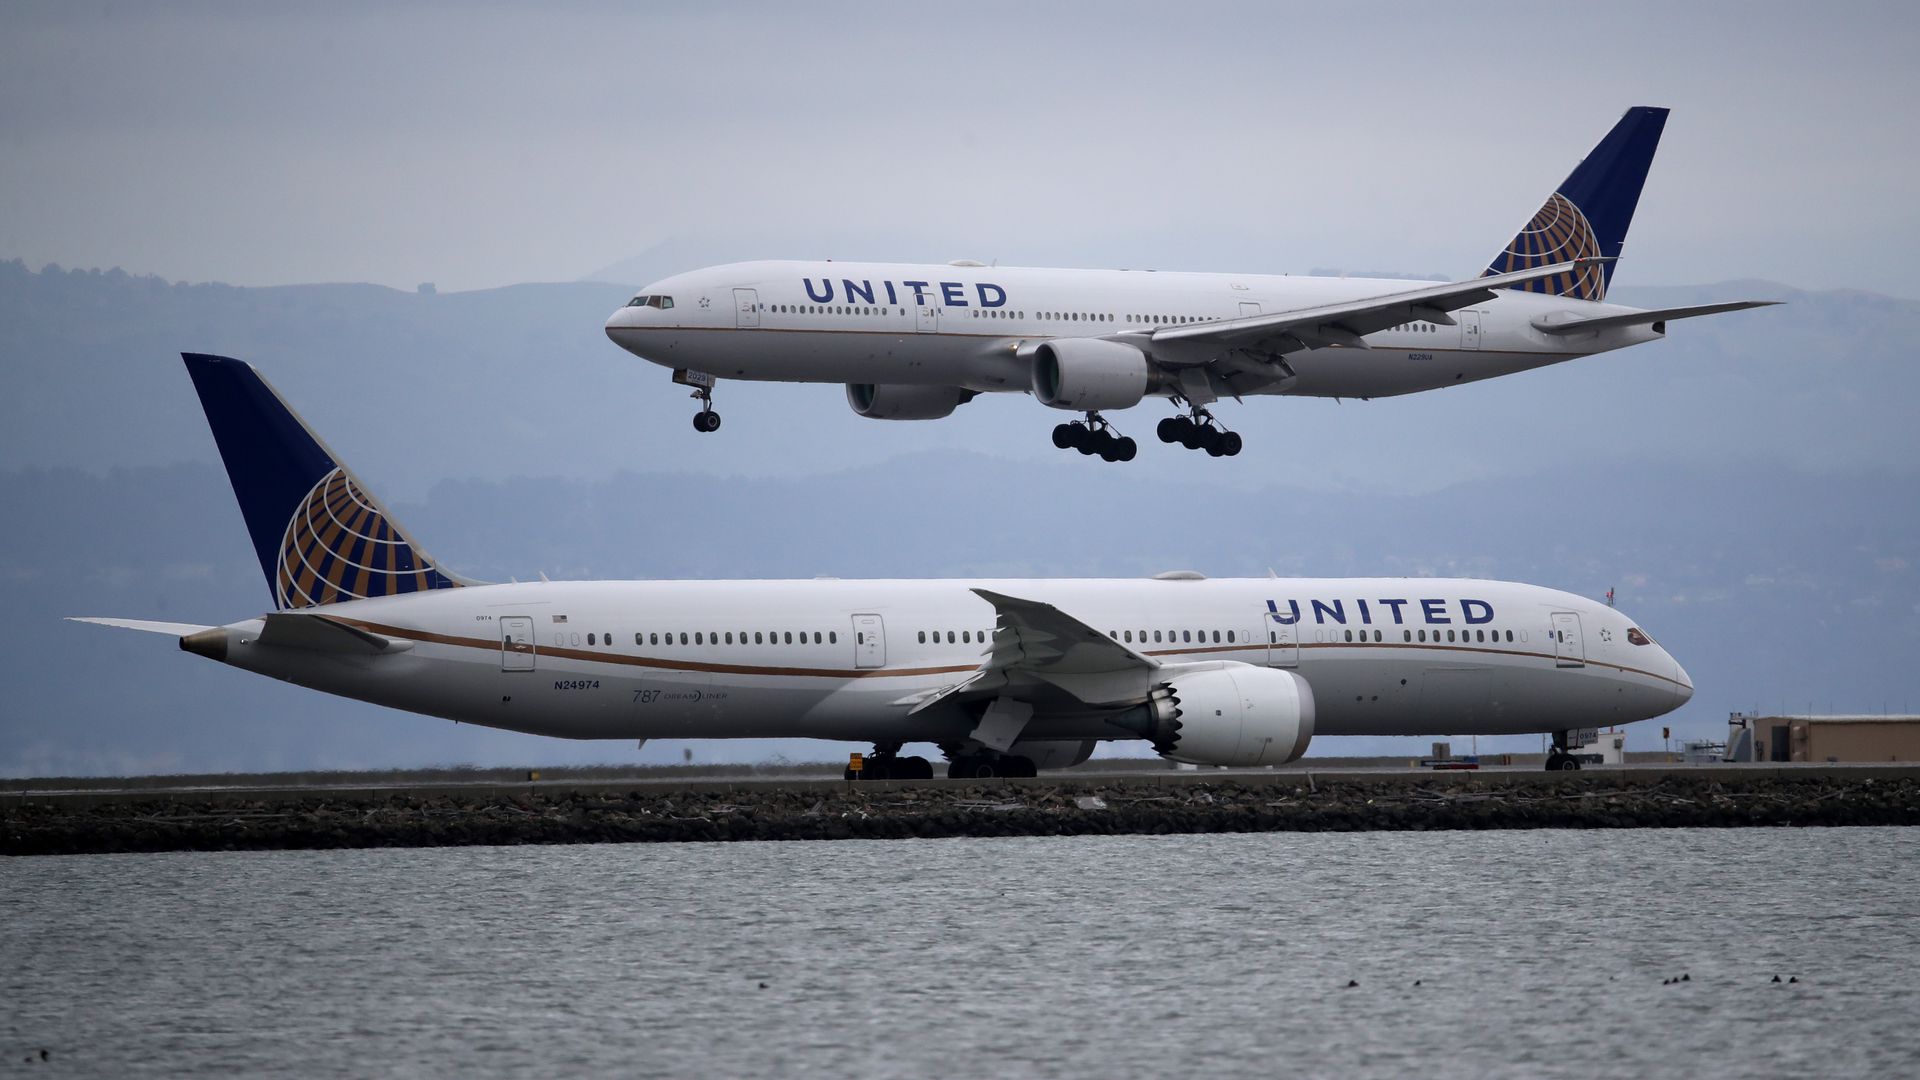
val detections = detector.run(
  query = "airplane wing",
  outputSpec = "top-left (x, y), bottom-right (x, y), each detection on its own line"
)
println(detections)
top-left (897, 588), bottom-right (1160, 714)
top-left (1137, 257), bottom-right (1613, 370)
top-left (1530, 300), bottom-right (1780, 336)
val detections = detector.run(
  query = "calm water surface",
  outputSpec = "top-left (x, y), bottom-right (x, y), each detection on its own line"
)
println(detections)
top-left (5, 829), bottom-right (1919, 1078)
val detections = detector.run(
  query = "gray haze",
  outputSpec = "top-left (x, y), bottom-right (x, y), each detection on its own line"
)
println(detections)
top-left (3, 2), bottom-right (1917, 293)
top-left (4, 4), bottom-right (1918, 775)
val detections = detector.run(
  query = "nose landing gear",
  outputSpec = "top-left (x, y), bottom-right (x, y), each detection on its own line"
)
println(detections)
top-left (1051, 412), bottom-right (1137, 462)
top-left (690, 384), bottom-right (721, 433)
top-left (1156, 407), bottom-right (1241, 457)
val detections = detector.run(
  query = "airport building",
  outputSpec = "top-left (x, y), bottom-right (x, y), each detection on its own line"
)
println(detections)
top-left (1727, 714), bottom-right (1920, 763)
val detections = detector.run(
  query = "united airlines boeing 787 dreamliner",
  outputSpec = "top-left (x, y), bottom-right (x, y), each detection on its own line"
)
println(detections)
top-left (606, 106), bottom-right (1773, 460)
top-left (74, 355), bottom-right (1690, 776)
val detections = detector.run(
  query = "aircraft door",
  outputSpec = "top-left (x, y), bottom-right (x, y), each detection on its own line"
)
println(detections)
top-left (1460, 310), bottom-right (1482, 350)
top-left (734, 288), bottom-right (760, 328)
top-left (501, 616), bottom-right (536, 672)
top-left (1239, 302), bottom-right (1262, 318)
top-left (914, 299), bottom-right (939, 333)
top-left (852, 614), bottom-right (886, 669)
top-left (1551, 612), bottom-right (1584, 668)
top-left (1267, 611), bottom-right (1299, 667)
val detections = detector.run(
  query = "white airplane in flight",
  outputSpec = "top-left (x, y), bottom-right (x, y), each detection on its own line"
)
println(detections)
top-left (74, 355), bottom-right (1691, 776)
top-left (606, 106), bottom-right (1774, 460)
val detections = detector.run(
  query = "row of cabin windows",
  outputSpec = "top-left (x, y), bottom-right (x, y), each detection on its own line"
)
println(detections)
top-left (1392, 322), bottom-right (1438, 333)
top-left (769, 305), bottom-right (1231, 326)
top-left (1105, 629), bottom-right (1239, 645)
top-left (573, 624), bottom-right (1542, 650)
top-left (919, 630), bottom-right (990, 644)
top-left (775, 304), bottom-right (904, 317)
top-left (571, 630), bottom-right (840, 647)
top-left (1261, 627), bottom-right (1525, 644)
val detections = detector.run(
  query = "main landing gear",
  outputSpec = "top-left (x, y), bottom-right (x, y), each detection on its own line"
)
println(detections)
top-left (845, 743), bottom-right (935, 781)
top-left (1052, 412), bottom-right (1137, 462)
top-left (690, 384), bottom-right (721, 433)
top-left (1544, 729), bottom-right (1583, 771)
top-left (1157, 406), bottom-right (1242, 457)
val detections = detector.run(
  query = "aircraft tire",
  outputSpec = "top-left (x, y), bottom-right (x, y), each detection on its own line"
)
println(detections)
top-left (1220, 431), bottom-right (1243, 456)
top-left (1115, 436), bottom-right (1138, 462)
top-left (1157, 417), bottom-right (1183, 443)
top-left (900, 755), bottom-right (934, 780)
top-left (1052, 423), bottom-right (1077, 449)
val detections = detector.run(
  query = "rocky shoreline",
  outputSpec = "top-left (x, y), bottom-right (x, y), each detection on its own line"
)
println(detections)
top-left (7, 773), bottom-right (1919, 856)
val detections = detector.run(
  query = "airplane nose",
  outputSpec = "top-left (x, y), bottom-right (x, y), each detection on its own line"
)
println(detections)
top-left (1672, 658), bottom-right (1694, 706)
top-left (605, 306), bottom-right (646, 352)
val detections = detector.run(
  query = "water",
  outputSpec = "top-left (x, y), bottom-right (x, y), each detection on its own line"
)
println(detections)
top-left (5, 829), bottom-right (1919, 1078)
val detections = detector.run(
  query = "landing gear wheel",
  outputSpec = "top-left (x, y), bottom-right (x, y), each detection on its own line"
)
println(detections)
top-left (1166, 401), bottom-right (1239, 455)
top-left (693, 410), bottom-right (721, 433)
top-left (1559, 755), bottom-right (1582, 771)
top-left (1056, 412), bottom-right (1133, 462)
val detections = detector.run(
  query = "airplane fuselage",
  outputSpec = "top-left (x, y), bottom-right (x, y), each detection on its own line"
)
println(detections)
top-left (196, 575), bottom-right (1690, 747)
top-left (604, 260), bottom-right (1663, 401)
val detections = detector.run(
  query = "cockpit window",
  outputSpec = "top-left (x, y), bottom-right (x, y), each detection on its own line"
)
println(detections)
top-left (627, 295), bottom-right (651, 307)
top-left (625, 295), bottom-right (675, 309)
top-left (656, 296), bottom-right (673, 309)
top-left (1627, 628), bottom-right (1653, 646)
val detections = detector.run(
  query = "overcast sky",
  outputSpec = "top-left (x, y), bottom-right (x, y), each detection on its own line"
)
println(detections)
top-left (3, 1), bottom-right (1915, 294)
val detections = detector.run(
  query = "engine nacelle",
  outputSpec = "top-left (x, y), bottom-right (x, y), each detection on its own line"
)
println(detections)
top-left (1130, 663), bottom-right (1315, 767)
top-left (845, 383), bottom-right (973, 421)
top-left (1030, 338), bottom-right (1150, 411)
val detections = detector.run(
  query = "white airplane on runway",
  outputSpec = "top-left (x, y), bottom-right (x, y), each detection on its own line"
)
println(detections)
top-left (73, 354), bottom-right (1691, 776)
top-left (606, 106), bottom-right (1774, 460)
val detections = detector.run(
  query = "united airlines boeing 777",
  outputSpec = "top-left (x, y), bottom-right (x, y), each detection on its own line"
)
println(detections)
top-left (74, 355), bottom-right (1691, 776)
top-left (606, 106), bottom-right (1774, 460)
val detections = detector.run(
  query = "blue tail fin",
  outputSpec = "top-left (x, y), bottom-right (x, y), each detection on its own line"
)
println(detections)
top-left (182, 353), bottom-right (465, 610)
top-left (1485, 106), bottom-right (1669, 302)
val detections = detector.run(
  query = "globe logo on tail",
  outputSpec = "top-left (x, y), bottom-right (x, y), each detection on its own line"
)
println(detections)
top-left (274, 467), bottom-right (459, 609)
top-left (1485, 192), bottom-right (1607, 302)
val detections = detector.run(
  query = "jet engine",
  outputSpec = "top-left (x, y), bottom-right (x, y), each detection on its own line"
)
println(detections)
top-left (1114, 663), bottom-right (1315, 767)
top-left (1030, 339), bottom-right (1151, 411)
top-left (845, 383), bottom-right (975, 421)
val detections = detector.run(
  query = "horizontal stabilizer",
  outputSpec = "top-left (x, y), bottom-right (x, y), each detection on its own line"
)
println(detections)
top-left (68, 617), bottom-right (215, 636)
top-left (1531, 300), bottom-right (1781, 336)
top-left (258, 612), bottom-right (414, 655)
